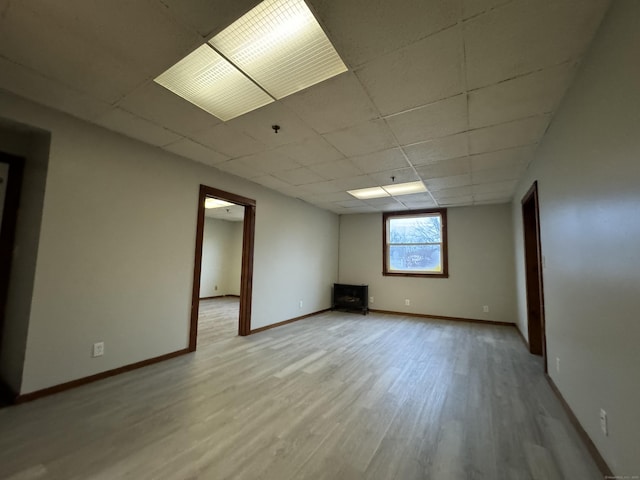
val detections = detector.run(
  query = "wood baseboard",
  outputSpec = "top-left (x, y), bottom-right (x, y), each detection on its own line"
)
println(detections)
top-left (199, 294), bottom-right (240, 300)
top-left (368, 309), bottom-right (515, 327)
top-left (545, 374), bottom-right (612, 477)
top-left (250, 309), bottom-right (331, 334)
top-left (15, 348), bottom-right (190, 405)
top-left (514, 325), bottom-right (529, 349)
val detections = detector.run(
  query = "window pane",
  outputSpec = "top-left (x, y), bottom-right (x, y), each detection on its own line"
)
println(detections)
top-left (389, 245), bottom-right (442, 272)
top-left (389, 216), bottom-right (441, 244)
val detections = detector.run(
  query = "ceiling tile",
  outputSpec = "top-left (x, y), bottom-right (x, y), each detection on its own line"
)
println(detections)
top-left (155, 0), bottom-right (261, 37)
top-left (368, 168), bottom-right (420, 185)
top-left (227, 103), bottom-right (317, 148)
top-left (394, 193), bottom-right (436, 205)
top-left (462, 0), bottom-right (511, 19)
top-left (356, 26), bottom-right (464, 116)
top-left (331, 175), bottom-right (378, 192)
top-left (437, 195), bottom-right (475, 206)
top-left (364, 196), bottom-right (406, 207)
top-left (403, 200), bottom-right (439, 209)
top-left (189, 124), bottom-right (265, 158)
top-left (424, 174), bottom-right (473, 191)
top-left (272, 135), bottom-right (344, 166)
top-left (117, 82), bottom-right (221, 137)
top-left (0, 57), bottom-right (112, 122)
top-left (470, 145), bottom-right (535, 172)
top-left (303, 192), bottom-right (355, 203)
top-left (473, 191), bottom-right (513, 203)
top-left (282, 72), bottom-right (379, 134)
top-left (323, 119), bottom-right (397, 157)
top-left (252, 175), bottom-right (296, 190)
top-left (336, 199), bottom-right (370, 208)
top-left (472, 166), bottom-right (525, 184)
top-left (0, 1), bottom-right (202, 103)
top-left (416, 157), bottom-right (472, 180)
top-left (94, 108), bottom-right (182, 146)
top-left (430, 186), bottom-right (474, 199)
top-left (464, 0), bottom-right (611, 89)
top-left (163, 138), bottom-right (228, 166)
top-left (472, 180), bottom-right (518, 195)
top-left (300, 181), bottom-right (345, 195)
top-left (215, 158), bottom-right (265, 179)
top-left (308, 0), bottom-right (460, 67)
top-left (236, 151), bottom-right (301, 174)
top-left (308, 159), bottom-right (364, 180)
top-left (404, 133), bottom-right (469, 166)
top-left (272, 168), bottom-right (327, 186)
top-left (351, 148), bottom-right (409, 174)
top-left (468, 62), bottom-right (577, 128)
top-left (469, 115), bottom-right (550, 154)
top-left (386, 94), bottom-right (468, 145)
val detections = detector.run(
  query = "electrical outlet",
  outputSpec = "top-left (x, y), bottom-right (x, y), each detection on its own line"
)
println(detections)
top-left (370, 296), bottom-right (374, 304)
top-left (92, 342), bottom-right (104, 358)
top-left (483, 305), bottom-right (489, 313)
top-left (600, 409), bottom-right (608, 436)
top-left (299, 300), bottom-right (303, 309)
top-left (556, 357), bottom-right (560, 373)
top-left (404, 299), bottom-right (410, 306)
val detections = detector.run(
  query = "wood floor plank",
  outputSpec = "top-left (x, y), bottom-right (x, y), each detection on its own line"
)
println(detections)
top-left (0, 299), bottom-right (603, 479)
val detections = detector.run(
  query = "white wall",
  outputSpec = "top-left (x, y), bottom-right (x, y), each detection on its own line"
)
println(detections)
top-left (0, 90), bottom-right (339, 395)
top-left (199, 218), bottom-right (242, 297)
top-left (339, 204), bottom-right (516, 323)
top-left (512, 1), bottom-right (640, 474)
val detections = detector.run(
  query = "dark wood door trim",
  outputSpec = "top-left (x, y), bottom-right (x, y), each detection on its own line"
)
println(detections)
top-left (0, 152), bottom-right (25, 353)
top-left (521, 181), bottom-right (547, 370)
top-left (189, 185), bottom-right (256, 350)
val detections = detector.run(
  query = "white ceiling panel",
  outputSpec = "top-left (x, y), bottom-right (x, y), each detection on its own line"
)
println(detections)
top-left (163, 139), bottom-right (228, 166)
top-left (95, 109), bottom-right (182, 147)
top-left (272, 167), bottom-right (327, 186)
top-left (472, 166), bottom-right (525, 184)
top-left (364, 196), bottom-right (406, 207)
top-left (189, 124), bottom-right (265, 157)
top-left (308, 0), bottom-right (460, 67)
top-left (323, 119), bottom-right (398, 157)
top-left (117, 82), bottom-right (222, 137)
top-left (368, 168), bottom-right (420, 186)
top-left (308, 159), bottom-right (363, 180)
top-left (437, 195), bottom-right (475, 206)
top-left (236, 151), bottom-right (301, 174)
top-left (468, 62), bottom-right (577, 128)
top-left (472, 180), bottom-right (518, 195)
top-left (215, 158), bottom-right (266, 178)
top-left (416, 157), bottom-right (472, 180)
top-left (468, 115), bottom-right (550, 154)
top-left (425, 174), bottom-right (473, 191)
top-left (0, 57), bottom-right (112, 122)
top-left (252, 175), bottom-right (296, 190)
top-left (464, 0), bottom-right (611, 89)
top-left (404, 133), bottom-right (469, 166)
top-left (356, 26), bottom-right (464, 116)
top-left (473, 191), bottom-right (514, 203)
top-left (470, 146), bottom-right (535, 172)
top-left (386, 94), bottom-right (468, 146)
top-left (282, 72), bottom-right (379, 134)
top-left (351, 148), bottom-right (409, 174)
top-left (273, 135), bottom-right (344, 166)
top-left (430, 186), bottom-right (474, 199)
top-left (205, 204), bottom-right (245, 222)
top-left (402, 200), bottom-right (439, 209)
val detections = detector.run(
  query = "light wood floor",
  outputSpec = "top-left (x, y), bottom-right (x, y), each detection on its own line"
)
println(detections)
top-left (0, 307), bottom-right (602, 479)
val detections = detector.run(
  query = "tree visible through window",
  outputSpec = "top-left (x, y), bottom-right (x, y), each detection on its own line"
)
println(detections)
top-left (383, 209), bottom-right (448, 277)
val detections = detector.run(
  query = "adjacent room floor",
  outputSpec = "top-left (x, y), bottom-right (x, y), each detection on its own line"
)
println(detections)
top-left (197, 296), bottom-right (240, 346)
top-left (0, 312), bottom-right (601, 479)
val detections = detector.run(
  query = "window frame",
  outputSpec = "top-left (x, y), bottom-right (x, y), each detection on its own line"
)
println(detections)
top-left (382, 208), bottom-right (449, 278)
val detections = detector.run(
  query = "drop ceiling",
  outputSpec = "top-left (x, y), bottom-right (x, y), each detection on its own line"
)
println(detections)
top-left (0, 0), bottom-right (612, 214)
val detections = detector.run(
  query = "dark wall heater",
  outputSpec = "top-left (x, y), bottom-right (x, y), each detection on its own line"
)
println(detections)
top-left (332, 283), bottom-right (369, 315)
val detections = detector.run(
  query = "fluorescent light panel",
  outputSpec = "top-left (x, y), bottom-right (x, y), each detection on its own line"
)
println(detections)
top-left (155, 45), bottom-right (273, 121)
top-left (155, 0), bottom-right (347, 121)
top-left (209, 0), bottom-right (347, 100)
top-left (348, 181), bottom-right (427, 200)
top-left (205, 198), bottom-right (235, 209)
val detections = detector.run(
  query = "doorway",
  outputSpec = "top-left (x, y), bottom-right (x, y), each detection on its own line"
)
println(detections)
top-left (0, 152), bottom-right (25, 353)
top-left (521, 181), bottom-right (546, 368)
top-left (189, 185), bottom-right (255, 350)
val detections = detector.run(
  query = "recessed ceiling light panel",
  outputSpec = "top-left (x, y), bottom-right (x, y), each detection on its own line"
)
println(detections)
top-left (382, 181), bottom-right (427, 196)
top-left (347, 186), bottom-right (390, 200)
top-left (205, 198), bottom-right (235, 209)
top-left (209, 0), bottom-right (347, 99)
top-left (154, 45), bottom-right (273, 121)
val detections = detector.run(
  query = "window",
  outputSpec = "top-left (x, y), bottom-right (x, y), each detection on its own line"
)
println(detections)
top-left (383, 209), bottom-right (448, 278)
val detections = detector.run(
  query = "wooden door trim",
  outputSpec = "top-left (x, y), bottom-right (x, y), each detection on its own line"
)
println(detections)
top-left (0, 152), bottom-right (25, 352)
top-left (189, 185), bottom-right (255, 350)
top-left (521, 181), bottom-right (547, 370)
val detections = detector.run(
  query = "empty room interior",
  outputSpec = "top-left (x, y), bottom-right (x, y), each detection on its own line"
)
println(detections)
top-left (0, 0), bottom-right (638, 478)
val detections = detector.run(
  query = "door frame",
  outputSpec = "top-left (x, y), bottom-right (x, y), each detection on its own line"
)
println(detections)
top-left (0, 152), bottom-right (25, 351)
top-left (189, 185), bottom-right (256, 350)
top-left (521, 181), bottom-right (547, 370)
